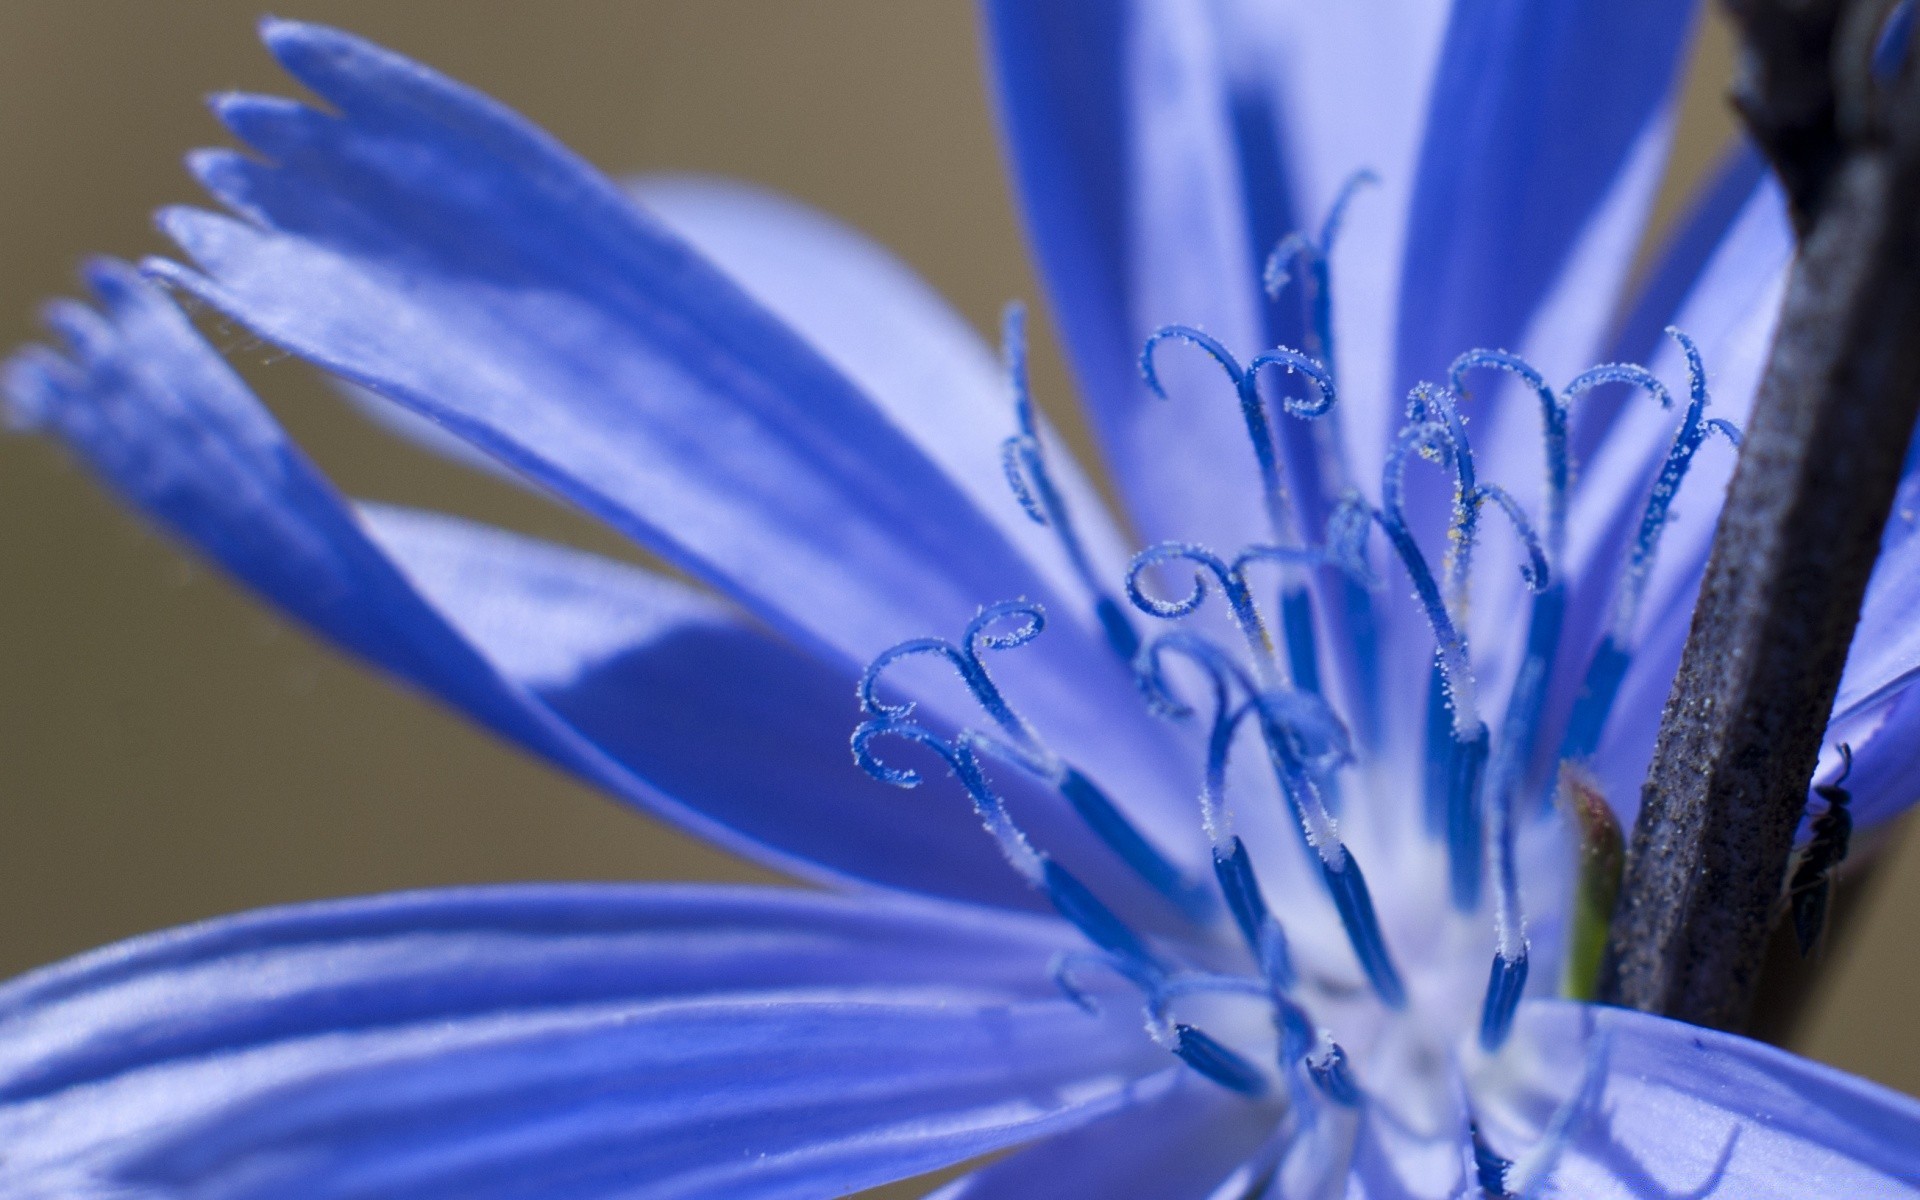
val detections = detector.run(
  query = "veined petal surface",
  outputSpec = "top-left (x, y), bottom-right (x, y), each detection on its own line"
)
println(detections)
top-left (1, 260), bottom-right (1043, 909)
top-left (1513, 1002), bottom-right (1920, 1198)
top-left (0, 885), bottom-right (1161, 1199)
top-left (150, 17), bottom-right (1200, 854)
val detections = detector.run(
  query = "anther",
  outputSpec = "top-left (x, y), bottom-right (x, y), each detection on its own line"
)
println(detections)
top-left (1305, 1038), bottom-right (1364, 1107)
top-left (1174, 1024), bottom-right (1272, 1096)
top-left (1470, 1121), bottom-right (1515, 1198)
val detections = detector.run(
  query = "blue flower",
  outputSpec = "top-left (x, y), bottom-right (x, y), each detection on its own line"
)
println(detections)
top-left (6, 6), bottom-right (1920, 1196)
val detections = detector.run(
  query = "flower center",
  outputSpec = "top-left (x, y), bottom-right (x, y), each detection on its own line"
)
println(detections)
top-left (850, 179), bottom-right (1741, 1187)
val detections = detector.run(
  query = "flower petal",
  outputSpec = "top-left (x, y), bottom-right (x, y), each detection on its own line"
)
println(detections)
top-left (0, 885), bottom-right (1164, 1198)
top-left (983, 0), bottom-right (1272, 550)
top-left (626, 173), bottom-right (1134, 609)
top-left (1395, 0), bottom-right (1695, 394)
top-left (2, 260), bottom-right (1045, 909)
top-left (356, 503), bottom-right (1047, 906)
top-left (1516, 1002), bottom-right (1920, 1198)
top-left (149, 18), bottom-right (1199, 846)
top-left (925, 1076), bottom-right (1277, 1199)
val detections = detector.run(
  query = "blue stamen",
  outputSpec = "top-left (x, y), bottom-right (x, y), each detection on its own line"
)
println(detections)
top-left (1315, 845), bottom-right (1407, 1008)
top-left (1262, 175), bottom-right (1387, 744)
top-left (1214, 837), bottom-right (1270, 955)
top-left (999, 304), bottom-right (1140, 661)
top-left (1483, 626), bottom-right (1554, 1007)
top-left (1138, 632), bottom-right (1399, 1006)
top-left (1139, 327), bottom-right (1338, 703)
top-left (1280, 584), bottom-right (1324, 697)
top-left (1556, 634), bottom-right (1629, 764)
top-left (1422, 666), bottom-right (1453, 835)
top-left (1058, 767), bottom-right (1211, 919)
top-left (1478, 949), bottom-right (1530, 1051)
top-left (1450, 349), bottom-right (1569, 567)
top-left (1447, 724), bottom-right (1491, 912)
top-left (1148, 974), bottom-right (1293, 1095)
top-left (1306, 1040), bottom-right (1364, 1107)
top-left (1175, 1024), bottom-right (1271, 1096)
top-left (1371, 422), bottom-right (1495, 906)
top-left (851, 717), bottom-right (1044, 884)
top-left (1043, 859), bottom-right (1160, 972)
top-left (1326, 499), bottom-right (1387, 746)
top-left (1214, 836), bottom-right (1297, 989)
top-left (1557, 330), bottom-right (1740, 767)
top-left (1471, 1122), bottom-right (1515, 1198)
top-left (1048, 953), bottom-right (1109, 1013)
top-left (1377, 420), bottom-right (1482, 734)
top-left (854, 715), bottom-right (1167, 981)
top-left (1503, 582), bottom-right (1566, 806)
top-left (860, 604), bottom-right (1209, 919)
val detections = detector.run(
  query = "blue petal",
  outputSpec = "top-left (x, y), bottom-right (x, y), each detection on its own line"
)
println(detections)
top-left (1395, 0), bottom-right (1695, 393)
top-left (926, 1075), bottom-right (1277, 1199)
top-left (626, 173), bottom-right (1134, 611)
top-left (357, 504), bottom-right (1051, 906)
top-left (2, 261), bottom-right (1043, 909)
top-left (149, 18), bottom-right (1198, 845)
top-left (0, 885), bottom-right (1163, 1198)
top-left (983, 0), bottom-right (1271, 550)
top-left (1518, 1002), bottom-right (1920, 1197)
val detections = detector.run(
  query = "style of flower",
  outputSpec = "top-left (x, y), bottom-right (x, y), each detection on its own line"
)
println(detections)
top-left (5, 6), bottom-right (1920, 1197)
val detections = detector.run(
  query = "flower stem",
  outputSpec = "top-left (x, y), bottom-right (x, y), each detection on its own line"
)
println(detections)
top-left (1602, 0), bottom-right (1920, 1030)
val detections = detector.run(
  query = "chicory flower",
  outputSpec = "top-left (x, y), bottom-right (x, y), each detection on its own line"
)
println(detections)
top-left (5, 5), bottom-right (1920, 1196)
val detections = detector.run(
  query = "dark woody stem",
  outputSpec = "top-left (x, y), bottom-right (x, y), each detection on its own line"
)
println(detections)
top-left (1602, 0), bottom-right (1920, 1030)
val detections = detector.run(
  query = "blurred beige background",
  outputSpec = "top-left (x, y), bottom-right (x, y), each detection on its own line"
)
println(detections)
top-left (1, 0), bottom-right (1916, 1137)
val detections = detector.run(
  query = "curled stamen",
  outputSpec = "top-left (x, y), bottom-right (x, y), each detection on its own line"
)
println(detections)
top-left (1260, 173), bottom-right (1386, 737)
top-left (1127, 542), bottom-right (1324, 693)
top-left (1246, 347), bottom-right (1338, 419)
top-left (999, 304), bottom-right (1140, 660)
top-left (852, 717), bottom-right (1044, 885)
top-left (1374, 419), bottom-right (1494, 909)
top-left (1452, 348), bottom-right (1569, 569)
top-left (859, 601), bottom-right (1049, 768)
top-left (861, 608), bottom-right (1210, 920)
top-left (1141, 324), bottom-right (1333, 559)
top-left (1140, 325), bottom-right (1339, 697)
top-left (1377, 423), bottom-right (1481, 733)
top-left (1473, 483), bottom-right (1552, 594)
top-left (1559, 328), bottom-right (1741, 764)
